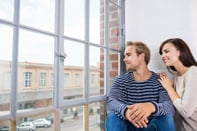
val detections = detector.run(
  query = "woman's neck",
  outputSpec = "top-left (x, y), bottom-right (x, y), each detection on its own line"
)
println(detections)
top-left (174, 64), bottom-right (189, 76)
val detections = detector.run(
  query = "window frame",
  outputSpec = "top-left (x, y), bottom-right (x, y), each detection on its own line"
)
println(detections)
top-left (0, 0), bottom-right (125, 131)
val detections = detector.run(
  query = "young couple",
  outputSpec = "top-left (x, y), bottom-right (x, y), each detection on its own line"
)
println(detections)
top-left (106, 38), bottom-right (197, 131)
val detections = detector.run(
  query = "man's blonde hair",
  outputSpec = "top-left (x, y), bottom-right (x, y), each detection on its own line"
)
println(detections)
top-left (126, 41), bottom-right (151, 65)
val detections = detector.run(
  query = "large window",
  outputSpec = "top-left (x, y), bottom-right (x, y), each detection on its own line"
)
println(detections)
top-left (0, 0), bottom-right (125, 130)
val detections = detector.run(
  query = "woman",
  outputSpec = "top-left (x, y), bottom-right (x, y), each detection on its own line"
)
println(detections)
top-left (158, 38), bottom-right (197, 131)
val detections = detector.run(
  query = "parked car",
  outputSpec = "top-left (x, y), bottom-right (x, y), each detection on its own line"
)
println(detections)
top-left (33, 118), bottom-right (51, 128)
top-left (0, 126), bottom-right (9, 131)
top-left (17, 122), bottom-right (35, 131)
top-left (46, 115), bottom-right (64, 123)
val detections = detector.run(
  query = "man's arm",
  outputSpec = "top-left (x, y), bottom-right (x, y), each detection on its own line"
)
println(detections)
top-left (152, 89), bottom-right (175, 116)
top-left (106, 76), bottom-right (128, 119)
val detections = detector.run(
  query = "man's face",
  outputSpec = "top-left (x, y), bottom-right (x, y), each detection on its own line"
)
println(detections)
top-left (123, 45), bottom-right (141, 71)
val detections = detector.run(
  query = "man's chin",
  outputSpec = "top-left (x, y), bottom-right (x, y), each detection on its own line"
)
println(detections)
top-left (127, 69), bottom-right (135, 72)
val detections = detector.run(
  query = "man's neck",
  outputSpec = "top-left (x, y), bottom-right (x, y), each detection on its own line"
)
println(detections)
top-left (133, 68), bottom-right (152, 82)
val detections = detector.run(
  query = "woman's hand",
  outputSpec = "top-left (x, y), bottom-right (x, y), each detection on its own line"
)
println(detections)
top-left (158, 73), bottom-right (173, 90)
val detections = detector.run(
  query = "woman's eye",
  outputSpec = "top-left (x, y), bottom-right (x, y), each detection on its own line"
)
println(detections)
top-left (163, 49), bottom-right (169, 54)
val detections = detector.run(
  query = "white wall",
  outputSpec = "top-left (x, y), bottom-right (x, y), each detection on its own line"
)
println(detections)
top-left (125, 0), bottom-right (197, 72)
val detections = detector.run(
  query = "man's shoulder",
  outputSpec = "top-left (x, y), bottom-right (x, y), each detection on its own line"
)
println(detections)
top-left (113, 72), bottom-right (131, 82)
top-left (150, 71), bottom-right (159, 79)
top-left (116, 72), bottom-right (131, 78)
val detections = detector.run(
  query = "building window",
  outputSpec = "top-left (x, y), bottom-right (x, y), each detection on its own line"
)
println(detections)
top-left (74, 73), bottom-right (80, 87)
top-left (24, 72), bottom-right (32, 87)
top-left (64, 73), bottom-right (70, 88)
top-left (90, 74), bottom-right (95, 86)
top-left (51, 73), bottom-right (54, 87)
top-left (3, 72), bottom-right (11, 89)
top-left (40, 72), bottom-right (47, 87)
top-left (24, 103), bottom-right (33, 109)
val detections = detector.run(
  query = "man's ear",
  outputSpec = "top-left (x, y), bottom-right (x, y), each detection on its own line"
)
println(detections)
top-left (139, 53), bottom-right (145, 59)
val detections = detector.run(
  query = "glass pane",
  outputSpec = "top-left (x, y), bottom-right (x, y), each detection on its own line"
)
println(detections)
top-left (109, 3), bottom-right (121, 50)
top-left (64, 40), bottom-right (85, 100)
top-left (61, 106), bottom-right (83, 131)
top-left (0, 0), bottom-right (14, 21)
top-left (0, 25), bottom-right (13, 116)
top-left (20, 0), bottom-right (55, 32)
top-left (89, 102), bottom-right (106, 131)
top-left (89, 0), bottom-right (102, 44)
top-left (89, 46), bottom-right (105, 97)
top-left (64, 0), bottom-right (85, 40)
top-left (17, 30), bottom-right (54, 111)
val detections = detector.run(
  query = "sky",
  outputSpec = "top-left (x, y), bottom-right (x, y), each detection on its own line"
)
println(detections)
top-left (0, 0), bottom-right (101, 66)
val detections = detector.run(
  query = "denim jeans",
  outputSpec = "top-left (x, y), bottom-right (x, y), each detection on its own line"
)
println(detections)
top-left (105, 112), bottom-right (176, 131)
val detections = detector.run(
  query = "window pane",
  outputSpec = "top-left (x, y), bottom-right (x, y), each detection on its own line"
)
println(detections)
top-left (61, 106), bottom-right (83, 131)
top-left (0, 0), bottom-right (14, 21)
top-left (89, 102), bottom-right (106, 131)
top-left (20, 0), bottom-right (55, 32)
top-left (64, 40), bottom-right (85, 100)
top-left (89, 0), bottom-right (102, 44)
top-left (89, 46), bottom-right (105, 97)
top-left (0, 25), bottom-right (13, 116)
top-left (64, 0), bottom-right (85, 40)
top-left (18, 30), bottom-right (54, 111)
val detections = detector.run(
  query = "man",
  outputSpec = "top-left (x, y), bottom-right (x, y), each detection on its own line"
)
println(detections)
top-left (105, 41), bottom-right (175, 131)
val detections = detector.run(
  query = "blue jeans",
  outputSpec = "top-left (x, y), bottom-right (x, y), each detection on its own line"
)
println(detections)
top-left (105, 112), bottom-right (176, 131)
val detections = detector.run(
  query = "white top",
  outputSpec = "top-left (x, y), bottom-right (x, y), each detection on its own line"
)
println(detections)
top-left (173, 66), bottom-right (197, 131)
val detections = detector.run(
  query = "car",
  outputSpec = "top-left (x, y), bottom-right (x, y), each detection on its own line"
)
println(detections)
top-left (17, 122), bottom-right (35, 131)
top-left (0, 126), bottom-right (9, 131)
top-left (46, 115), bottom-right (64, 124)
top-left (33, 118), bottom-right (51, 128)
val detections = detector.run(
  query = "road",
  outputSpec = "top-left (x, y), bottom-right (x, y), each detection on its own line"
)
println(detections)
top-left (35, 114), bottom-right (102, 131)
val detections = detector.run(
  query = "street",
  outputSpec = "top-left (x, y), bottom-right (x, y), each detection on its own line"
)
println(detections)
top-left (35, 114), bottom-right (102, 131)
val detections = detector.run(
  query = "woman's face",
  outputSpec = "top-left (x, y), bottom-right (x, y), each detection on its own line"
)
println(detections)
top-left (160, 42), bottom-right (180, 66)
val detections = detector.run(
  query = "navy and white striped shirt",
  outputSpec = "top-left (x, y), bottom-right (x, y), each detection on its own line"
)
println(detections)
top-left (106, 71), bottom-right (175, 119)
